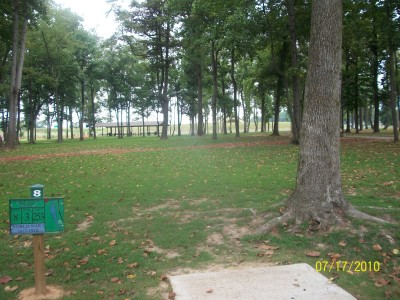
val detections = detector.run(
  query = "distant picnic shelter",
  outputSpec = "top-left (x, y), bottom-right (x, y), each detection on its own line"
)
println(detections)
top-left (95, 121), bottom-right (163, 137)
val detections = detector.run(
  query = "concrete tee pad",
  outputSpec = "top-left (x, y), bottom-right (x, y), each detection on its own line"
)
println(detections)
top-left (169, 263), bottom-right (356, 300)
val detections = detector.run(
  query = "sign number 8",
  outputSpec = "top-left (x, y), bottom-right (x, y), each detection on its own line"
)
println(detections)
top-left (33, 190), bottom-right (42, 198)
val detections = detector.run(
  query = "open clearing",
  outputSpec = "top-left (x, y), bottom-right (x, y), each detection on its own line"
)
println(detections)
top-left (0, 133), bottom-right (399, 299)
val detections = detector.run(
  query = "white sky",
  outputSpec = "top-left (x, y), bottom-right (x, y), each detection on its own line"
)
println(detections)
top-left (52, 0), bottom-right (124, 39)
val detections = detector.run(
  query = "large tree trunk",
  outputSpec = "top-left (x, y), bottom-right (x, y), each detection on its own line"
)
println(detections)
top-left (6, 1), bottom-right (28, 148)
top-left (288, 0), bottom-right (346, 227)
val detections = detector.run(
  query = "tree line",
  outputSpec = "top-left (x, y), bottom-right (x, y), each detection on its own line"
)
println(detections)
top-left (0, 0), bottom-right (399, 148)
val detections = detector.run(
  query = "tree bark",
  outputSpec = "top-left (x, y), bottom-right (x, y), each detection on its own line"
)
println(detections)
top-left (370, 1), bottom-right (380, 133)
top-left (285, 0), bottom-right (302, 144)
top-left (386, 1), bottom-right (399, 142)
top-left (197, 66), bottom-right (204, 136)
top-left (79, 78), bottom-right (85, 141)
top-left (287, 0), bottom-right (346, 227)
top-left (211, 40), bottom-right (218, 140)
top-left (6, 0), bottom-right (28, 148)
top-left (231, 48), bottom-right (240, 138)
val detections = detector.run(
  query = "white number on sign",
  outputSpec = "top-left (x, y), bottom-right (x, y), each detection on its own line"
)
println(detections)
top-left (33, 190), bottom-right (42, 197)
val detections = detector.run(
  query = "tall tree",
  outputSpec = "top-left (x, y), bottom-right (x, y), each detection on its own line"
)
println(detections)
top-left (385, 0), bottom-right (399, 142)
top-left (285, 0), bottom-right (302, 144)
top-left (258, 0), bottom-right (387, 233)
top-left (6, 0), bottom-right (46, 147)
top-left (117, 0), bottom-right (175, 139)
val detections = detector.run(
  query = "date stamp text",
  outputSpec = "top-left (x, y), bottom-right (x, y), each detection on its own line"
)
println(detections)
top-left (315, 260), bottom-right (380, 272)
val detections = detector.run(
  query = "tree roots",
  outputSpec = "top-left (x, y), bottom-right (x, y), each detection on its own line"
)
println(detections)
top-left (256, 205), bottom-right (390, 234)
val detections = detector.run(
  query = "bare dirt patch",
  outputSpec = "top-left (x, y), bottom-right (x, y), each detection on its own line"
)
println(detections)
top-left (75, 215), bottom-right (94, 231)
top-left (18, 285), bottom-right (71, 300)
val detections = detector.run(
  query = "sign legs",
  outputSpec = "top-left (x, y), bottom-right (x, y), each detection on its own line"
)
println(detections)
top-left (33, 234), bottom-right (46, 295)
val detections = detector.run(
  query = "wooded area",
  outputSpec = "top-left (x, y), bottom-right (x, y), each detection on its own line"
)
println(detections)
top-left (0, 0), bottom-right (399, 147)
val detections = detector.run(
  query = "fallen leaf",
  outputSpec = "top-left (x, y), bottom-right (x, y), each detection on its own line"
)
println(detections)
top-left (127, 274), bottom-right (136, 279)
top-left (373, 244), bottom-right (382, 251)
top-left (168, 291), bottom-right (176, 299)
top-left (45, 269), bottom-right (53, 277)
top-left (109, 240), bottom-right (117, 247)
top-left (4, 285), bottom-right (18, 292)
top-left (305, 251), bottom-right (321, 257)
top-left (127, 263), bottom-right (138, 269)
top-left (206, 288), bottom-right (213, 293)
top-left (119, 288), bottom-right (127, 295)
top-left (375, 278), bottom-right (390, 287)
top-left (329, 253), bottom-right (341, 261)
top-left (149, 271), bottom-right (157, 277)
top-left (383, 181), bottom-right (394, 186)
top-left (0, 276), bottom-right (12, 284)
top-left (339, 241), bottom-right (347, 247)
top-left (160, 274), bottom-right (168, 281)
top-left (117, 257), bottom-right (124, 264)
top-left (111, 277), bottom-right (122, 284)
top-left (97, 249), bottom-right (107, 255)
top-left (393, 249), bottom-right (399, 255)
top-left (15, 277), bottom-right (23, 282)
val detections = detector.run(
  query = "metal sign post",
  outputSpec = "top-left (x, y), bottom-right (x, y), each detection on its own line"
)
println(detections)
top-left (9, 185), bottom-right (64, 296)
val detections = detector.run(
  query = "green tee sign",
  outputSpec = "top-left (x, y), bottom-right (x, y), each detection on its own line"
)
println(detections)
top-left (9, 185), bottom-right (64, 235)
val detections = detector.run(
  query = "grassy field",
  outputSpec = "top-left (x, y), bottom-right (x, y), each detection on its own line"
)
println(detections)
top-left (0, 132), bottom-right (399, 299)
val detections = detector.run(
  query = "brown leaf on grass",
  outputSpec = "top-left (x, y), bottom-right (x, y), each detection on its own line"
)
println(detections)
top-left (117, 257), bottom-right (124, 264)
top-left (109, 240), bottom-right (117, 247)
top-left (111, 277), bottom-right (122, 284)
top-left (375, 278), bottom-right (390, 287)
top-left (4, 285), bottom-right (18, 292)
top-left (45, 269), bottom-right (53, 277)
top-left (392, 249), bottom-right (399, 255)
top-left (127, 262), bottom-right (138, 269)
top-left (0, 276), bottom-right (12, 284)
top-left (160, 274), bottom-right (168, 281)
top-left (328, 253), bottom-right (341, 261)
top-left (15, 277), bottom-right (23, 281)
top-left (97, 249), bottom-right (107, 255)
top-left (118, 288), bottom-right (127, 295)
top-left (79, 257), bottom-right (89, 265)
top-left (383, 181), bottom-right (394, 186)
top-left (149, 271), bottom-right (157, 277)
top-left (339, 241), bottom-right (347, 247)
top-left (305, 251), bottom-right (321, 257)
top-left (373, 244), bottom-right (382, 251)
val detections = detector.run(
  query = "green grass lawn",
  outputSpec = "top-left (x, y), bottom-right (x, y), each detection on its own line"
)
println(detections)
top-left (0, 133), bottom-right (399, 299)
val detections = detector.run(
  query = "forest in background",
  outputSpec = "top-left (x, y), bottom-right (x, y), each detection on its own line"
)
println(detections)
top-left (0, 0), bottom-right (399, 146)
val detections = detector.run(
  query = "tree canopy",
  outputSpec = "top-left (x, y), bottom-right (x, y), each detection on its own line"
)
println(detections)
top-left (0, 0), bottom-right (399, 146)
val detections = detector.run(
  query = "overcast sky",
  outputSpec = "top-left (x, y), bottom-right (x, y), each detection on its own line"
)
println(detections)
top-left (52, 0), bottom-right (123, 38)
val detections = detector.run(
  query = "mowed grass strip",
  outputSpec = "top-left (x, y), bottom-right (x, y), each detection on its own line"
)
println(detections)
top-left (0, 133), bottom-right (399, 299)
